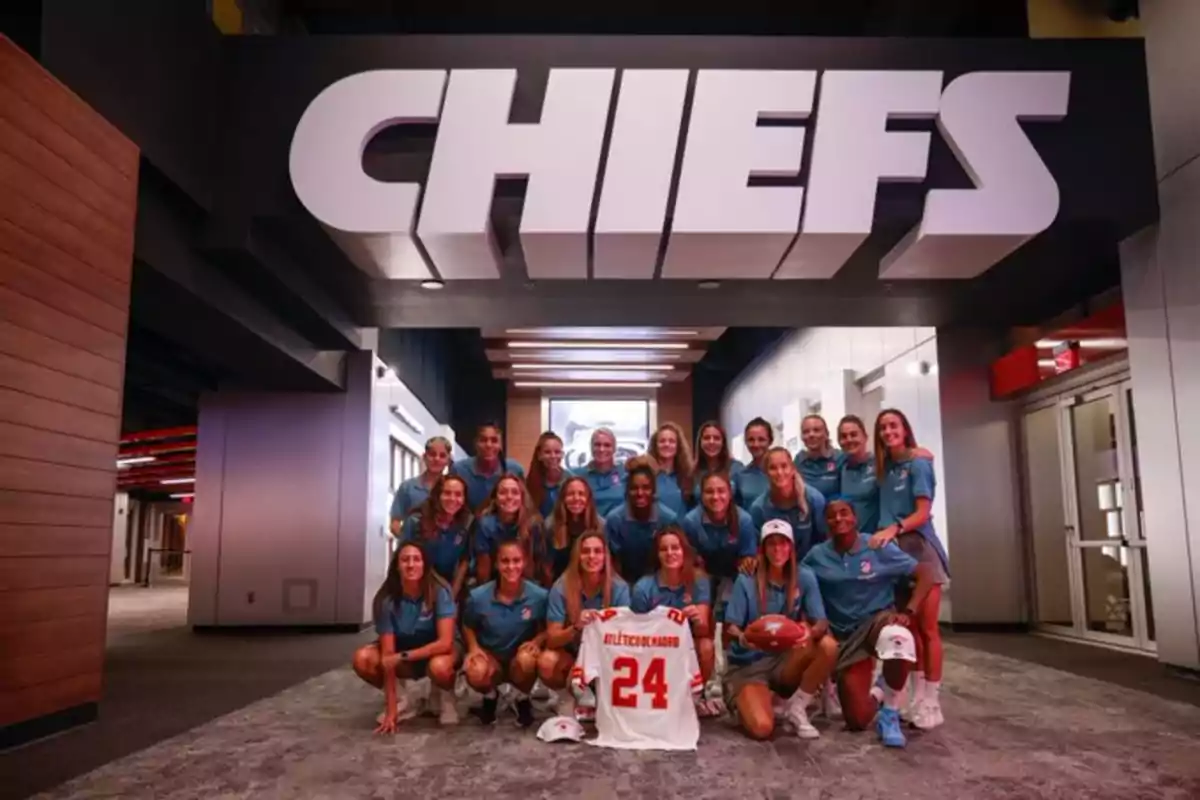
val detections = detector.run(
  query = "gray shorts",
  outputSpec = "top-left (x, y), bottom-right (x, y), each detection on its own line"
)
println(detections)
top-left (722, 654), bottom-right (794, 705)
top-left (833, 610), bottom-right (893, 676)
top-left (896, 532), bottom-right (949, 585)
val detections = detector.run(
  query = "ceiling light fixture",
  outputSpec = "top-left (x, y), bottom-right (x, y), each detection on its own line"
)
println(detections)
top-left (507, 341), bottom-right (689, 350)
top-left (169, 492), bottom-right (195, 499)
top-left (698, 281), bottom-right (721, 289)
top-left (513, 381), bottom-right (662, 389)
top-left (419, 279), bottom-right (445, 290)
top-left (117, 456), bottom-right (156, 467)
top-left (161, 477), bottom-right (195, 485)
top-left (1035, 338), bottom-right (1128, 349)
top-left (504, 328), bottom-right (700, 337)
top-left (511, 363), bottom-right (675, 371)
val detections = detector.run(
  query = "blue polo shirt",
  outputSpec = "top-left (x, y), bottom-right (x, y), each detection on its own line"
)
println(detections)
top-left (795, 450), bottom-right (844, 501)
top-left (463, 580), bottom-right (548, 659)
top-left (472, 513), bottom-right (543, 561)
top-left (630, 573), bottom-right (713, 612)
top-left (801, 535), bottom-right (917, 639)
top-left (680, 506), bottom-right (758, 580)
top-left (724, 570), bottom-right (825, 666)
top-left (547, 576), bottom-right (632, 624)
top-left (400, 513), bottom-right (471, 584)
top-left (603, 503), bottom-right (677, 580)
top-left (879, 456), bottom-right (949, 574)
top-left (541, 515), bottom-right (580, 581)
top-left (654, 472), bottom-right (689, 518)
top-left (535, 479), bottom-right (565, 519)
top-left (450, 457), bottom-right (526, 512)
top-left (838, 455), bottom-right (880, 534)
top-left (573, 463), bottom-right (627, 517)
top-left (749, 486), bottom-right (828, 561)
top-left (693, 460), bottom-right (745, 504)
top-left (374, 585), bottom-right (457, 651)
top-left (735, 461), bottom-right (770, 511)
top-left (390, 475), bottom-right (436, 521)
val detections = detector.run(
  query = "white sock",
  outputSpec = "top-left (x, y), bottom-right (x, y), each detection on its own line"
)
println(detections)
top-left (910, 671), bottom-right (926, 702)
top-left (925, 680), bottom-right (940, 701)
top-left (793, 690), bottom-right (814, 710)
top-left (882, 684), bottom-right (902, 711)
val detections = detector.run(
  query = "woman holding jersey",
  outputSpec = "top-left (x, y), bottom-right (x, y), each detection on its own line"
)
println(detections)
top-left (723, 519), bottom-right (838, 740)
top-left (750, 447), bottom-right (827, 562)
top-left (451, 422), bottom-right (526, 513)
top-left (389, 436), bottom-right (452, 535)
top-left (604, 457), bottom-right (678, 580)
top-left (537, 530), bottom-right (630, 716)
top-left (794, 415), bottom-right (842, 502)
top-left (736, 417), bottom-right (774, 510)
top-left (472, 474), bottom-right (543, 584)
top-left (869, 408), bottom-right (950, 730)
top-left (526, 431), bottom-right (567, 519)
top-left (648, 422), bottom-right (693, 517)
top-left (353, 540), bottom-right (460, 731)
top-left (463, 540), bottom-right (549, 727)
top-left (574, 427), bottom-right (626, 517)
top-left (542, 476), bottom-right (602, 585)
top-left (399, 474), bottom-right (471, 596)
top-left (693, 421), bottom-right (744, 499)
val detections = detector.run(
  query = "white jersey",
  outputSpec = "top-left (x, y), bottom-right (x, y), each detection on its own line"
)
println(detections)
top-left (571, 606), bottom-right (703, 751)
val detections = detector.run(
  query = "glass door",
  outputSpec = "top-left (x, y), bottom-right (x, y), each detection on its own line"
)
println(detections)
top-left (1059, 385), bottom-right (1154, 650)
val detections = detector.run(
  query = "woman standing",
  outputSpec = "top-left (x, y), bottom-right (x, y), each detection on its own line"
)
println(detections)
top-left (794, 415), bottom-right (842, 502)
top-left (352, 541), bottom-right (460, 731)
top-left (462, 540), bottom-right (549, 727)
top-left (631, 527), bottom-right (720, 715)
top-left (526, 432), bottom-right (567, 519)
top-left (837, 415), bottom-right (937, 543)
top-left (400, 475), bottom-right (472, 597)
top-left (472, 474), bottom-right (543, 585)
top-left (723, 519), bottom-right (838, 740)
top-left (693, 421), bottom-right (744, 500)
top-left (750, 447), bottom-right (828, 562)
top-left (537, 531), bottom-right (630, 716)
top-left (604, 457), bottom-right (678, 581)
top-left (389, 436), bottom-right (452, 535)
top-left (647, 421), bottom-right (694, 517)
top-left (869, 409), bottom-right (950, 730)
top-left (451, 422), bottom-right (526, 513)
top-left (573, 428), bottom-right (627, 517)
top-left (543, 476), bottom-right (602, 585)
top-left (736, 417), bottom-right (774, 511)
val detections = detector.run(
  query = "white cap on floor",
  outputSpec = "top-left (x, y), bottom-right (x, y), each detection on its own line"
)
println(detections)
top-left (760, 519), bottom-right (794, 543)
top-left (536, 715), bottom-right (585, 743)
top-left (876, 624), bottom-right (917, 662)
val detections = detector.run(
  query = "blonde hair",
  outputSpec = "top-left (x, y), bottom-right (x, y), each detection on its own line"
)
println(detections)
top-left (764, 446), bottom-right (809, 518)
top-left (649, 421), bottom-right (695, 502)
top-left (478, 474), bottom-right (543, 570)
top-left (560, 530), bottom-right (615, 624)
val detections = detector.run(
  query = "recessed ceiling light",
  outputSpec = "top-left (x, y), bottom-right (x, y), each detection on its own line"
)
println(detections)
top-left (169, 492), bottom-right (195, 499)
top-left (507, 341), bottom-right (689, 350)
top-left (698, 281), bottom-right (721, 289)
top-left (513, 381), bottom-right (662, 389)
top-left (161, 477), bottom-right (195, 485)
top-left (117, 456), bottom-right (155, 467)
top-left (420, 279), bottom-right (445, 290)
top-left (511, 363), bottom-right (675, 371)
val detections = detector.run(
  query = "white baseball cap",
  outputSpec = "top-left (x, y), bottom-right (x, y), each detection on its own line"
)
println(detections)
top-left (875, 624), bottom-right (917, 662)
top-left (760, 519), bottom-right (794, 543)
top-left (536, 715), bottom-right (586, 744)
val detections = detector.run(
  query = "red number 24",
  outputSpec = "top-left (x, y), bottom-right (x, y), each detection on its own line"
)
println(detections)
top-left (611, 656), bottom-right (669, 710)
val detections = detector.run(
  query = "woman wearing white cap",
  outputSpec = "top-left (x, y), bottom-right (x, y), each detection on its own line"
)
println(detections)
top-left (722, 518), bottom-right (837, 740)
top-left (801, 500), bottom-right (935, 748)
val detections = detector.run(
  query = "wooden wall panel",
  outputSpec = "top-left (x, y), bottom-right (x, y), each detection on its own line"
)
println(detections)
top-left (0, 34), bottom-right (137, 732)
top-left (505, 386), bottom-right (542, 473)
top-left (656, 376), bottom-right (694, 443)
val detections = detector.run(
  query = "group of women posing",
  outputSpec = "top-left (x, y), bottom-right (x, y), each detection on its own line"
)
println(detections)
top-left (358, 409), bottom-right (950, 746)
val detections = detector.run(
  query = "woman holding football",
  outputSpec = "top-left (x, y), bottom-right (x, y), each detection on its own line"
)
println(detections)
top-left (631, 526), bottom-right (723, 716)
top-left (723, 519), bottom-right (838, 740)
top-left (353, 540), bottom-right (460, 732)
top-left (542, 476), bottom-right (603, 585)
top-left (462, 539), bottom-right (549, 727)
top-left (750, 447), bottom-right (828, 561)
top-left (537, 530), bottom-right (631, 716)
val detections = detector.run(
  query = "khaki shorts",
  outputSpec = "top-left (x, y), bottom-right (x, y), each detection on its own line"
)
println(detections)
top-left (722, 654), bottom-right (794, 705)
top-left (832, 610), bottom-right (893, 676)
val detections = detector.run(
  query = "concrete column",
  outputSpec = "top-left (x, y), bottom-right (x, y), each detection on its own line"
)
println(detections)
top-left (109, 492), bottom-right (130, 584)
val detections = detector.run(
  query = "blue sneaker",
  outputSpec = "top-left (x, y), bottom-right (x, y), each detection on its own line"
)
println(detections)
top-left (876, 707), bottom-right (907, 748)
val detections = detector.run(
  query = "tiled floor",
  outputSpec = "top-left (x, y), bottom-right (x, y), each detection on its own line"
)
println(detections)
top-left (25, 642), bottom-right (1200, 800)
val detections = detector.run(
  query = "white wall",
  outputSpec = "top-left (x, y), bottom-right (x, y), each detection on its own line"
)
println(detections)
top-left (722, 327), bottom-right (949, 562)
top-left (110, 491), bottom-right (129, 584)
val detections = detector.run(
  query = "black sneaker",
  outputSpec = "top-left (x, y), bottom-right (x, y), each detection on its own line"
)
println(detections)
top-left (478, 695), bottom-right (498, 725)
top-left (516, 698), bottom-right (535, 728)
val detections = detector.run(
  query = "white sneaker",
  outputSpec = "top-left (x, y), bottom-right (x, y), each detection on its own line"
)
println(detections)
top-left (783, 695), bottom-right (820, 739)
top-left (820, 681), bottom-right (842, 720)
top-left (376, 684), bottom-right (418, 724)
top-left (913, 696), bottom-right (944, 730)
top-left (554, 689), bottom-right (577, 718)
top-left (902, 674), bottom-right (926, 723)
top-left (434, 687), bottom-right (460, 726)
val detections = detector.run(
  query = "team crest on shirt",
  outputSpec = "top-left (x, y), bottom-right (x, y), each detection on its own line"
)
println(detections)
top-left (860, 560), bottom-right (872, 575)
top-left (521, 607), bottom-right (532, 620)
top-left (611, 473), bottom-right (620, 485)
top-left (826, 462), bottom-right (836, 472)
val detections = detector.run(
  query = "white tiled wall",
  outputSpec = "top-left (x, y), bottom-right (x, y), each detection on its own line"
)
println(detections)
top-left (722, 327), bottom-right (948, 558)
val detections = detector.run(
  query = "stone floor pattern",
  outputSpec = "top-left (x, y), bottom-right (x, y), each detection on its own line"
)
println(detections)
top-left (32, 643), bottom-right (1200, 800)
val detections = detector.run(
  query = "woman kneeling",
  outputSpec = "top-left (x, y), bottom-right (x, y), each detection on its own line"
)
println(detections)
top-left (462, 540), bottom-right (549, 727)
top-left (538, 530), bottom-right (630, 717)
top-left (631, 525), bottom-right (722, 715)
top-left (723, 519), bottom-right (838, 740)
top-left (352, 541), bottom-right (460, 733)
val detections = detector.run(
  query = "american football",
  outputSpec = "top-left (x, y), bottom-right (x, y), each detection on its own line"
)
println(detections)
top-left (744, 615), bottom-right (809, 652)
